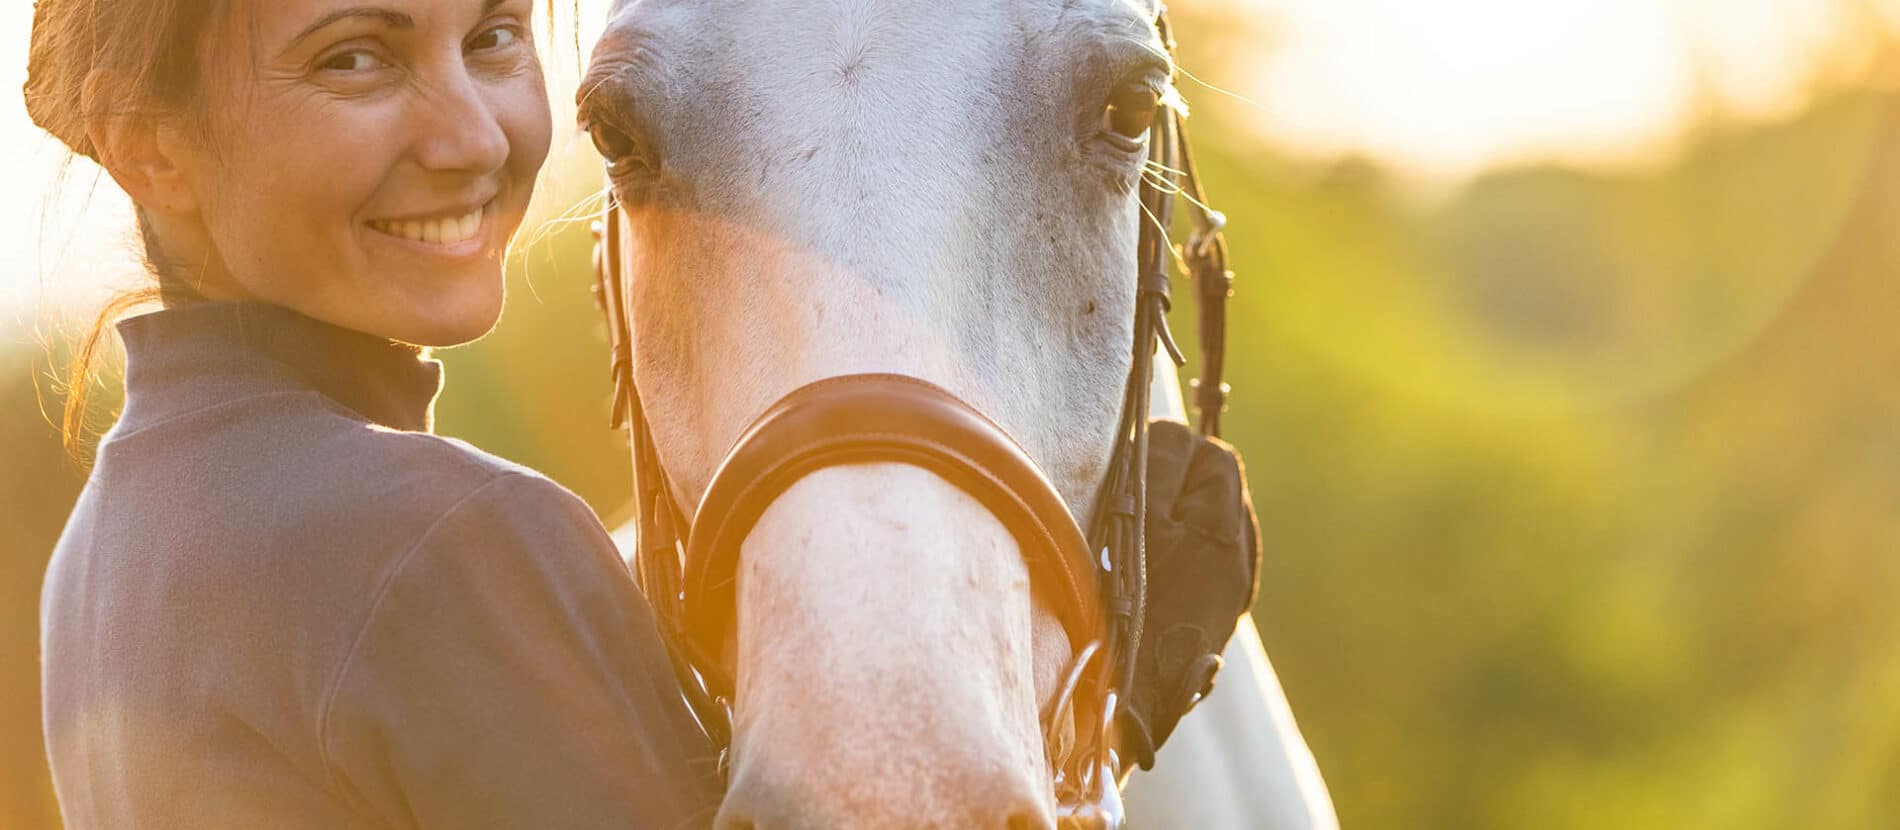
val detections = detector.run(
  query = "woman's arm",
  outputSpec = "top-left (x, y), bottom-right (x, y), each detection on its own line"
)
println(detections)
top-left (318, 472), bottom-right (721, 830)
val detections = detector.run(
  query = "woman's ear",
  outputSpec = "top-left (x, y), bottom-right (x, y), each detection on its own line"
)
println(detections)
top-left (84, 86), bottom-right (202, 217)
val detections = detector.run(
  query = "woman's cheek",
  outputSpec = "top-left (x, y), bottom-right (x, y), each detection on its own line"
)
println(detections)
top-left (500, 70), bottom-right (555, 194)
top-left (233, 106), bottom-right (387, 286)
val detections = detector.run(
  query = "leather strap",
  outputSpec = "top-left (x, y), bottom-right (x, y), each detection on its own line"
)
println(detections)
top-left (680, 373), bottom-right (1104, 695)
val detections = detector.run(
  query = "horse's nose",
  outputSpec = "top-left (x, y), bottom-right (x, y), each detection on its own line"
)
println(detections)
top-left (713, 749), bottom-right (1055, 830)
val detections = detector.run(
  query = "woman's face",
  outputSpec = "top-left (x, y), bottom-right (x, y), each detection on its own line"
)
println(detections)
top-left (179, 0), bottom-right (552, 346)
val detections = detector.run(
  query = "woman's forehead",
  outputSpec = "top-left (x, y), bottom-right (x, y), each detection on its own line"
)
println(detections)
top-left (240, 0), bottom-right (523, 44)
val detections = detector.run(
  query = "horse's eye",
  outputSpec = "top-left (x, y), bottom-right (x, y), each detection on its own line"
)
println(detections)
top-left (587, 120), bottom-right (640, 168)
top-left (1103, 82), bottom-right (1161, 141)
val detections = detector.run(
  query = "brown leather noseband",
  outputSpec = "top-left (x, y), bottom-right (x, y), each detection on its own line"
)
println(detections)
top-left (679, 373), bottom-right (1102, 695)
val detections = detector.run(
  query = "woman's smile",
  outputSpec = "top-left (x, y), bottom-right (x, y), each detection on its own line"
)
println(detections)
top-left (365, 199), bottom-right (499, 257)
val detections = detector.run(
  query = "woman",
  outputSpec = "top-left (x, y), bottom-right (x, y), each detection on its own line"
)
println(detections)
top-left (26, 1), bottom-right (722, 827)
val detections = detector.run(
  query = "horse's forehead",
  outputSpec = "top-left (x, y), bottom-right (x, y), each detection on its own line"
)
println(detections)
top-left (617, 0), bottom-right (1163, 193)
top-left (625, 0), bottom-right (1153, 73)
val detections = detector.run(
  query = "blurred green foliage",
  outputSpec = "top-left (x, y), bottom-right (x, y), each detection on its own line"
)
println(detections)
top-left (1206, 82), bottom-right (1900, 827)
top-left (6, 19), bottom-right (1900, 830)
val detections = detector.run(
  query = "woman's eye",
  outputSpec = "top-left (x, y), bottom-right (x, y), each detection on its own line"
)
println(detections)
top-left (1103, 82), bottom-right (1162, 141)
top-left (319, 50), bottom-right (387, 74)
top-left (469, 25), bottom-right (520, 52)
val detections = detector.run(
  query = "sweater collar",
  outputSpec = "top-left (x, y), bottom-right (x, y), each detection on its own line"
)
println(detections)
top-left (117, 302), bottom-right (444, 433)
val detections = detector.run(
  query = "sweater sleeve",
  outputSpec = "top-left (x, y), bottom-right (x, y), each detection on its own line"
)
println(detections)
top-left (319, 473), bottom-right (723, 830)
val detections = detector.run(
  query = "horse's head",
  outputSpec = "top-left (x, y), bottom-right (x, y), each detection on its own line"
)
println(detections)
top-left (581, 1), bottom-right (1173, 825)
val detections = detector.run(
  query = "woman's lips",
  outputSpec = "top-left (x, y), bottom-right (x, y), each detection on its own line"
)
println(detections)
top-left (366, 201), bottom-right (493, 247)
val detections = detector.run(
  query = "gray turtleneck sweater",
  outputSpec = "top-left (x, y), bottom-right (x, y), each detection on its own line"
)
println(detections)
top-left (41, 302), bottom-right (722, 829)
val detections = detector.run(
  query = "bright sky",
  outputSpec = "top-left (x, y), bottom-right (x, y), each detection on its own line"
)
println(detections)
top-left (1239, 0), bottom-right (1865, 175)
top-left (0, 0), bottom-right (1879, 320)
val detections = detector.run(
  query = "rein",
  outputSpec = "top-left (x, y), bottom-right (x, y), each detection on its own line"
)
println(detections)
top-left (588, 7), bottom-right (1232, 826)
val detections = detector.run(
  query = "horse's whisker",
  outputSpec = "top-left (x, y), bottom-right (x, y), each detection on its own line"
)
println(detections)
top-left (1175, 64), bottom-right (1266, 115)
top-left (512, 189), bottom-right (613, 300)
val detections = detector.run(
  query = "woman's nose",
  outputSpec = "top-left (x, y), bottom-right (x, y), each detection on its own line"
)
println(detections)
top-left (412, 73), bottom-right (511, 175)
top-left (713, 748), bottom-right (1056, 830)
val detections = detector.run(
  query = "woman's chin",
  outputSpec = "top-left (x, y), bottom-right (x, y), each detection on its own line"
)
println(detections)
top-left (403, 300), bottom-right (504, 348)
top-left (353, 283), bottom-right (505, 348)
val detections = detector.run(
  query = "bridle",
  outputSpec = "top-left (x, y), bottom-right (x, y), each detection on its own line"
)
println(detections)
top-left (588, 7), bottom-right (1232, 827)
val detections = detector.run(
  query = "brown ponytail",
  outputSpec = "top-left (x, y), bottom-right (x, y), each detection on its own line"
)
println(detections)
top-left (26, 0), bottom-right (225, 460)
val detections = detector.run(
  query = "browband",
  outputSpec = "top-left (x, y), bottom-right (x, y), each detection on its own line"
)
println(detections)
top-left (681, 373), bottom-right (1103, 695)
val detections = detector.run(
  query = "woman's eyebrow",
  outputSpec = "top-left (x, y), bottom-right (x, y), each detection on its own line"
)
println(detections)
top-left (284, 0), bottom-right (510, 52)
top-left (286, 7), bottom-right (415, 52)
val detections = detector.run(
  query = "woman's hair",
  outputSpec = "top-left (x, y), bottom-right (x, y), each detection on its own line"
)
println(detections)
top-left (25, 0), bottom-right (224, 161)
top-left (27, 0), bottom-right (228, 458)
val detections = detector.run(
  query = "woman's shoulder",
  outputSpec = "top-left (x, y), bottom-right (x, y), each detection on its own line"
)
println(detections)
top-left (87, 390), bottom-right (608, 579)
top-left (294, 417), bottom-right (603, 550)
top-left (103, 387), bottom-right (545, 507)
top-left (303, 423), bottom-right (626, 591)
top-left (335, 421), bottom-right (547, 497)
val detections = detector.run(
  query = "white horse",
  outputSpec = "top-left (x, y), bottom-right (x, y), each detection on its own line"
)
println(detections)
top-left (583, 0), bottom-right (1336, 825)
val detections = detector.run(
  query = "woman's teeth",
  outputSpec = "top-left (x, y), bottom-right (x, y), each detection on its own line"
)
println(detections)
top-left (369, 205), bottom-right (485, 245)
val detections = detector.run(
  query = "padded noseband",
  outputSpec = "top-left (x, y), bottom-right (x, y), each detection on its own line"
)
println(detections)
top-left (681, 373), bottom-right (1103, 695)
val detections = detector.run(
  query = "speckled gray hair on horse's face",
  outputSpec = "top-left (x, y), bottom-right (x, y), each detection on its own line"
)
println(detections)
top-left (583, 1), bottom-right (1168, 825)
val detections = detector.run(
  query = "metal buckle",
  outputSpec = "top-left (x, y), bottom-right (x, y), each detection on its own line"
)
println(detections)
top-left (1044, 641), bottom-right (1124, 830)
top-left (1042, 641), bottom-right (1101, 767)
top-left (1055, 691), bottom-right (1126, 830)
top-left (1185, 208), bottom-right (1227, 261)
